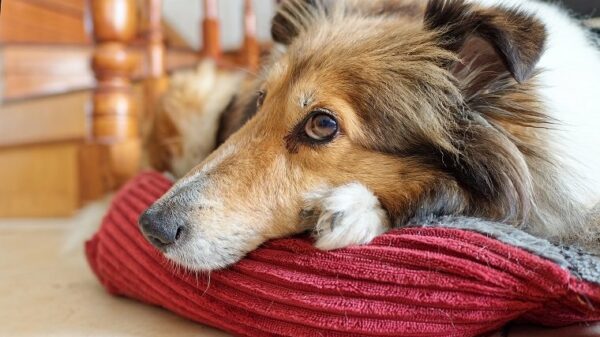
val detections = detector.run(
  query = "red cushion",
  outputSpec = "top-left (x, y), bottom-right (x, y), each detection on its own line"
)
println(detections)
top-left (86, 172), bottom-right (600, 337)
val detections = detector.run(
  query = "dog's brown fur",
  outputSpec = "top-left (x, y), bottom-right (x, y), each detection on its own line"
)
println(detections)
top-left (264, 0), bottom-right (591, 242)
top-left (141, 0), bottom-right (598, 270)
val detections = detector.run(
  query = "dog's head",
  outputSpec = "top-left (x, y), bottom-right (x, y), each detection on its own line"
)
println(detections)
top-left (140, 0), bottom-right (548, 270)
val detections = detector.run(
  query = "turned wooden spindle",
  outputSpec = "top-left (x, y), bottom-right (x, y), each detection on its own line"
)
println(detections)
top-left (202, 0), bottom-right (221, 60)
top-left (89, 0), bottom-right (140, 185)
top-left (143, 0), bottom-right (167, 118)
top-left (241, 0), bottom-right (260, 71)
top-left (146, 0), bottom-right (165, 80)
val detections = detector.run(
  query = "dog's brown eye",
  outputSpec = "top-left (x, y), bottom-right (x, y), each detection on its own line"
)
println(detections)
top-left (256, 90), bottom-right (266, 108)
top-left (305, 112), bottom-right (338, 141)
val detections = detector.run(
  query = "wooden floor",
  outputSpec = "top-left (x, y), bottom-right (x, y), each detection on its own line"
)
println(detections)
top-left (0, 204), bottom-right (230, 337)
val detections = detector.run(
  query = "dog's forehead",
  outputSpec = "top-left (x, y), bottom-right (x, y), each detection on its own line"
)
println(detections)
top-left (262, 56), bottom-right (321, 108)
top-left (266, 21), bottom-right (433, 88)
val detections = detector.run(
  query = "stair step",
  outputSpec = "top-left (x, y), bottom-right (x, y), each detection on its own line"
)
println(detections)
top-left (2, 45), bottom-right (94, 102)
top-left (0, 142), bottom-right (81, 217)
top-left (1, 45), bottom-right (200, 102)
top-left (0, 90), bottom-right (90, 147)
top-left (0, 0), bottom-right (90, 44)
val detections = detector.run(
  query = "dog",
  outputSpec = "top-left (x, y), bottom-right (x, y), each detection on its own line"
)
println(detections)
top-left (139, 0), bottom-right (600, 271)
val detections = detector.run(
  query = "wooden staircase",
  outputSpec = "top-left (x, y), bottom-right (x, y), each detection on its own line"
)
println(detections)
top-left (0, 0), bottom-right (201, 217)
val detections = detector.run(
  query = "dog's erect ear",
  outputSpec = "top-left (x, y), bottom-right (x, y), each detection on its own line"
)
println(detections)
top-left (271, 0), bottom-right (325, 45)
top-left (424, 0), bottom-right (546, 83)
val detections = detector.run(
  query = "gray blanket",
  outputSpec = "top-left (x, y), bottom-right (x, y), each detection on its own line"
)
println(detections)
top-left (413, 216), bottom-right (600, 285)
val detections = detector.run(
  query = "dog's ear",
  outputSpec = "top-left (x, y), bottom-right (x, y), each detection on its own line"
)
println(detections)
top-left (418, 1), bottom-right (544, 224)
top-left (271, 0), bottom-right (324, 45)
top-left (424, 0), bottom-right (546, 83)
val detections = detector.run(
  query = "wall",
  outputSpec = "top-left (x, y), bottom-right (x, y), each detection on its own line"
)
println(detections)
top-left (163, 0), bottom-right (276, 51)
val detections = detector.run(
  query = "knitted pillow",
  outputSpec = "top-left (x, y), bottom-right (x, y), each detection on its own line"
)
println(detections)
top-left (86, 172), bottom-right (600, 337)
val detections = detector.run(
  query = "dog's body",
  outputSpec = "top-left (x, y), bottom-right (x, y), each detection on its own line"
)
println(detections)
top-left (494, 0), bottom-right (600, 202)
top-left (140, 0), bottom-right (600, 271)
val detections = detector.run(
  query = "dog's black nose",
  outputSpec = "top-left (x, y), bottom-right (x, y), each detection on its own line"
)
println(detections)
top-left (139, 209), bottom-right (185, 249)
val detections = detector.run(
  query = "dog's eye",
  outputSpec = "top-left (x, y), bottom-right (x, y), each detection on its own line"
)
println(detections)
top-left (305, 112), bottom-right (338, 141)
top-left (256, 90), bottom-right (266, 108)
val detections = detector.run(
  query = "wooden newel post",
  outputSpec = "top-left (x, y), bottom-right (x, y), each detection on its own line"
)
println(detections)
top-left (89, 0), bottom-right (140, 186)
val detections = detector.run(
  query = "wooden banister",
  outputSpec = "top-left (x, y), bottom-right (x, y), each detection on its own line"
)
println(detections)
top-left (145, 0), bottom-right (166, 80)
top-left (202, 0), bottom-right (221, 60)
top-left (89, 0), bottom-right (140, 186)
top-left (88, 0), bottom-right (268, 187)
top-left (142, 0), bottom-right (168, 118)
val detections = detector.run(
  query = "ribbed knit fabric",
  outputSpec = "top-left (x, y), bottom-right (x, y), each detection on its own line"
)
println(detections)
top-left (86, 172), bottom-right (600, 337)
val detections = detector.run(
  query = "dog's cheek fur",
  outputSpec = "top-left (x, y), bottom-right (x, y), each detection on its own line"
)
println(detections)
top-left (192, 117), bottom-right (323, 239)
top-left (290, 139), bottom-right (462, 226)
top-left (161, 138), bottom-right (312, 270)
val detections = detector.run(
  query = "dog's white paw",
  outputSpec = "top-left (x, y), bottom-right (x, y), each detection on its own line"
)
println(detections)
top-left (302, 183), bottom-right (391, 250)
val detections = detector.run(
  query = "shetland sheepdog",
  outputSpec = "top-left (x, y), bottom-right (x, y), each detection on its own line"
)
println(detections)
top-left (140, 0), bottom-right (600, 271)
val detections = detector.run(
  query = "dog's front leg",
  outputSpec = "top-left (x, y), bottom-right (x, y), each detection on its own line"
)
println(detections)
top-left (302, 183), bottom-right (391, 250)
